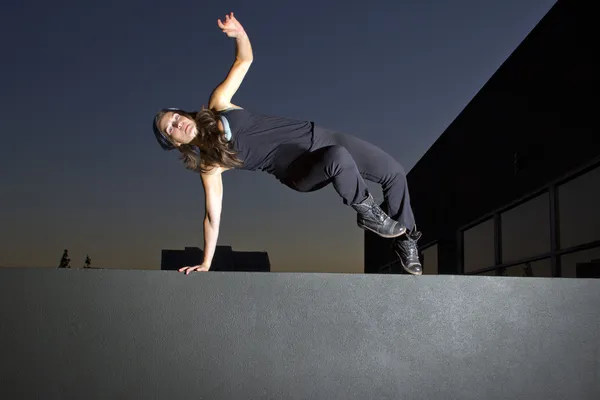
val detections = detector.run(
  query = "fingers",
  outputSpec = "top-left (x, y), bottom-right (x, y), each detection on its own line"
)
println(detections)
top-left (217, 12), bottom-right (242, 38)
top-left (177, 265), bottom-right (209, 274)
top-left (217, 13), bottom-right (230, 27)
top-left (217, 12), bottom-right (237, 28)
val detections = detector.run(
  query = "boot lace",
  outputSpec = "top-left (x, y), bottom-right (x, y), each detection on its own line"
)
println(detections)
top-left (371, 205), bottom-right (387, 223)
top-left (397, 234), bottom-right (420, 260)
top-left (405, 239), bottom-right (418, 259)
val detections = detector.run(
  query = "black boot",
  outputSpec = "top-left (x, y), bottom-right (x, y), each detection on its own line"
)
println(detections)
top-left (351, 193), bottom-right (406, 238)
top-left (393, 229), bottom-right (422, 275)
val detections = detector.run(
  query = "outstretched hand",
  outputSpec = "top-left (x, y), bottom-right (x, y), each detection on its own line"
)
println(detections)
top-left (217, 12), bottom-right (246, 38)
top-left (178, 264), bottom-right (210, 274)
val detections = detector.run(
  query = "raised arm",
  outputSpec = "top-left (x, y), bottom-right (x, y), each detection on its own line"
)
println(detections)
top-left (209, 12), bottom-right (254, 111)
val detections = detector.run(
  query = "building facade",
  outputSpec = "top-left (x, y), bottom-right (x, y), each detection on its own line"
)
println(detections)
top-left (365, 0), bottom-right (599, 277)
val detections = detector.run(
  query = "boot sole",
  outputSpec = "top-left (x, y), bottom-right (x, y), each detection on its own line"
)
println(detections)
top-left (400, 258), bottom-right (423, 275)
top-left (403, 265), bottom-right (422, 275)
top-left (360, 224), bottom-right (407, 239)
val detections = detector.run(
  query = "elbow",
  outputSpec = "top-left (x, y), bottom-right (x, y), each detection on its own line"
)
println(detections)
top-left (205, 212), bottom-right (221, 227)
top-left (236, 58), bottom-right (253, 67)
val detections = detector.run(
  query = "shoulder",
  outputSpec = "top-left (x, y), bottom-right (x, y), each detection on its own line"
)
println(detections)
top-left (209, 99), bottom-right (244, 113)
top-left (201, 165), bottom-right (231, 179)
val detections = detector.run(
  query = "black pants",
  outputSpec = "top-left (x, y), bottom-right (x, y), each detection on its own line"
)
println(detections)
top-left (281, 126), bottom-right (416, 230)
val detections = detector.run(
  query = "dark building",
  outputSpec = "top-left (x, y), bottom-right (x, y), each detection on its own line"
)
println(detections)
top-left (365, 0), bottom-right (599, 277)
top-left (161, 245), bottom-right (271, 272)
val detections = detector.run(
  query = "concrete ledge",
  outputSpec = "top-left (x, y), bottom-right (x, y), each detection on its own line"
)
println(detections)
top-left (1, 268), bottom-right (599, 399)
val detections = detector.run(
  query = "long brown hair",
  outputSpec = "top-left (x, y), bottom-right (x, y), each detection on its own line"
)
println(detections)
top-left (158, 107), bottom-right (243, 174)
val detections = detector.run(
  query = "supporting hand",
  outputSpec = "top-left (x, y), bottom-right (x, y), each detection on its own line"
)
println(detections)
top-left (217, 12), bottom-right (246, 38)
top-left (178, 264), bottom-right (210, 274)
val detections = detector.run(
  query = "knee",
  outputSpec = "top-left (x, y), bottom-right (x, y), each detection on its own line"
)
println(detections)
top-left (392, 162), bottom-right (406, 177)
top-left (324, 145), bottom-right (353, 166)
top-left (384, 161), bottom-right (407, 186)
top-left (322, 145), bottom-right (355, 176)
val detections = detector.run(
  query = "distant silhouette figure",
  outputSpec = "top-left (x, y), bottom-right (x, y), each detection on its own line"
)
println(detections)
top-left (58, 249), bottom-right (70, 269)
top-left (152, 12), bottom-right (422, 275)
top-left (84, 255), bottom-right (91, 268)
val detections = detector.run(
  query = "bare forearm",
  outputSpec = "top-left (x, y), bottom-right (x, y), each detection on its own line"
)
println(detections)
top-left (235, 32), bottom-right (253, 63)
top-left (202, 217), bottom-right (220, 266)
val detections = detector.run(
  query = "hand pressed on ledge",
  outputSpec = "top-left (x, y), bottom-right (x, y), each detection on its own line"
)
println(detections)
top-left (178, 264), bottom-right (210, 274)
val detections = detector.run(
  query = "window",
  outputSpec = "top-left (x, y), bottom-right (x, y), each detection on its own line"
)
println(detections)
top-left (421, 244), bottom-right (438, 275)
top-left (501, 193), bottom-right (551, 263)
top-left (559, 165), bottom-right (600, 249)
top-left (560, 247), bottom-right (600, 278)
top-left (463, 218), bottom-right (495, 273)
top-left (498, 258), bottom-right (552, 277)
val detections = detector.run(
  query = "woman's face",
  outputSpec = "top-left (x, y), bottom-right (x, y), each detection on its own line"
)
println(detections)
top-left (159, 111), bottom-right (197, 147)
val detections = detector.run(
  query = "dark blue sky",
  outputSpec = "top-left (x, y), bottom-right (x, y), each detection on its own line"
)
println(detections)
top-left (0, 0), bottom-right (556, 271)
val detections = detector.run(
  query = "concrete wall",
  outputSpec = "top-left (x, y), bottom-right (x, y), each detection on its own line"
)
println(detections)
top-left (2, 268), bottom-right (599, 399)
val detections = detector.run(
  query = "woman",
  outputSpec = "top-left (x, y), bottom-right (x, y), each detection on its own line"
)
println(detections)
top-left (152, 12), bottom-right (422, 275)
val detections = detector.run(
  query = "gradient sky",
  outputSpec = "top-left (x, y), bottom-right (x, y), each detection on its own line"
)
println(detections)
top-left (0, 0), bottom-right (557, 272)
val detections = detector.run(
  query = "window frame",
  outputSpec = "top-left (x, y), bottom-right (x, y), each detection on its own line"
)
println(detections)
top-left (458, 156), bottom-right (600, 276)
